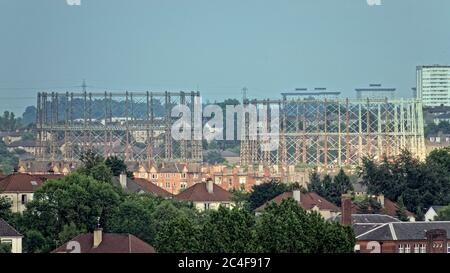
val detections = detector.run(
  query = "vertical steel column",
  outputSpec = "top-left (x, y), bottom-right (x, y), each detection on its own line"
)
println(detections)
top-left (165, 91), bottom-right (173, 160)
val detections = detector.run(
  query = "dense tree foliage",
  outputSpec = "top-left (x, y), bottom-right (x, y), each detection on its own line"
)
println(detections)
top-left (0, 243), bottom-right (11, 253)
top-left (436, 205), bottom-right (450, 221)
top-left (15, 173), bottom-right (123, 251)
top-left (0, 111), bottom-right (21, 131)
top-left (255, 199), bottom-right (355, 253)
top-left (307, 169), bottom-right (353, 206)
top-left (248, 180), bottom-right (288, 211)
top-left (0, 140), bottom-right (19, 174)
top-left (200, 207), bottom-right (257, 253)
top-left (105, 156), bottom-right (133, 177)
top-left (0, 196), bottom-right (12, 221)
top-left (360, 149), bottom-right (450, 213)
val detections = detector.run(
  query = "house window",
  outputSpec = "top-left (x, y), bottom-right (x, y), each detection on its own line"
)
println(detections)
top-left (447, 243), bottom-right (450, 254)
top-left (420, 244), bottom-right (427, 253)
top-left (166, 182), bottom-right (170, 189)
top-left (0, 239), bottom-right (12, 249)
top-left (151, 174), bottom-right (157, 179)
top-left (222, 203), bottom-right (230, 208)
top-left (404, 244), bottom-right (411, 253)
top-left (165, 174), bottom-right (169, 178)
top-left (398, 244), bottom-right (404, 253)
top-left (180, 183), bottom-right (187, 189)
top-left (204, 203), bottom-right (210, 210)
top-left (21, 194), bottom-right (28, 204)
top-left (181, 173), bottom-right (186, 179)
top-left (193, 173), bottom-right (198, 178)
top-left (414, 244), bottom-right (420, 253)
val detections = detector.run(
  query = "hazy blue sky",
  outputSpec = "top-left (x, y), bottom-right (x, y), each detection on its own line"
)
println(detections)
top-left (1, 0), bottom-right (449, 114)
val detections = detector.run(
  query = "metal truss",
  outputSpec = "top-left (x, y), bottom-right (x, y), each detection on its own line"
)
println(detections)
top-left (240, 98), bottom-right (426, 168)
top-left (35, 91), bottom-right (203, 163)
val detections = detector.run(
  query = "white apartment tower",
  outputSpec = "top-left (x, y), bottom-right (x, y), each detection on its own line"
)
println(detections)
top-left (416, 65), bottom-right (450, 107)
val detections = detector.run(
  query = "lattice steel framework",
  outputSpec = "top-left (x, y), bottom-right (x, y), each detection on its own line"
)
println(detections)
top-left (240, 98), bottom-right (426, 168)
top-left (36, 91), bottom-right (203, 162)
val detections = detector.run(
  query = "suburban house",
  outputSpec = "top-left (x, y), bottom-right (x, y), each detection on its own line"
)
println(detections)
top-left (339, 195), bottom-right (450, 253)
top-left (0, 173), bottom-right (63, 213)
top-left (17, 160), bottom-right (79, 175)
top-left (355, 221), bottom-right (450, 253)
top-left (0, 218), bottom-right (23, 253)
top-left (425, 206), bottom-right (447, 222)
top-left (0, 131), bottom-right (22, 145)
top-left (175, 179), bottom-right (234, 211)
top-left (112, 174), bottom-right (172, 198)
top-left (132, 162), bottom-right (202, 194)
top-left (255, 190), bottom-right (341, 220)
top-left (5, 140), bottom-right (37, 155)
top-left (53, 228), bottom-right (156, 253)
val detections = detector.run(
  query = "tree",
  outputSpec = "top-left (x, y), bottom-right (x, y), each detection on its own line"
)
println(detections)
top-left (308, 169), bottom-right (322, 193)
top-left (78, 150), bottom-right (113, 183)
top-left (230, 189), bottom-right (250, 209)
top-left (0, 111), bottom-right (21, 131)
top-left (106, 194), bottom-right (157, 244)
top-left (396, 197), bottom-right (409, 222)
top-left (0, 196), bottom-right (12, 221)
top-left (23, 230), bottom-right (49, 253)
top-left (79, 150), bottom-right (104, 172)
top-left (255, 198), bottom-right (355, 253)
top-left (333, 169), bottom-right (353, 205)
top-left (86, 163), bottom-right (113, 184)
top-left (0, 243), bottom-right (11, 253)
top-left (105, 156), bottom-right (132, 177)
top-left (152, 202), bottom-right (201, 253)
top-left (354, 196), bottom-right (382, 214)
top-left (200, 206), bottom-right (256, 253)
top-left (427, 147), bottom-right (450, 171)
top-left (204, 151), bottom-right (225, 165)
top-left (248, 180), bottom-right (288, 211)
top-left (58, 223), bottom-right (87, 246)
top-left (22, 106), bottom-right (37, 125)
top-left (415, 206), bottom-right (425, 221)
top-left (19, 173), bottom-right (123, 251)
top-left (0, 140), bottom-right (19, 174)
top-left (360, 149), bottom-right (450, 213)
top-left (436, 205), bottom-right (450, 221)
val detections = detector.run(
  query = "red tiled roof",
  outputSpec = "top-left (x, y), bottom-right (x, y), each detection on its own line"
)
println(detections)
top-left (0, 173), bottom-right (44, 193)
top-left (175, 182), bottom-right (232, 202)
top-left (133, 178), bottom-right (173, 198)
top-left (255, 191), bottom-right (340, 212)
top-left (52, 233), bottom-right (156, 253)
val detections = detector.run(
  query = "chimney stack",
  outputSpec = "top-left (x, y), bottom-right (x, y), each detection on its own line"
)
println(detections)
top-left (206, 178), bottom-right (214, 194)
top-left (119, 173), bottom-right (127, 189)
top-left (93, 228), bottom-right (103, 248)
top-left (293, 190), bottom-right (301, 203)
top-left (377, 194), bottom-right (385, 208)
top-left (341, 194), bottom-right (352, 226)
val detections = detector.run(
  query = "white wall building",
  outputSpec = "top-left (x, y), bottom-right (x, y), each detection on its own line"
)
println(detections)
top-left (416, 65), bottom-right (450, 107)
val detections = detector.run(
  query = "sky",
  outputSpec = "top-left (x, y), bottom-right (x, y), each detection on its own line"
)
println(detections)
top-left (0, 0), bottom-right (449, 114)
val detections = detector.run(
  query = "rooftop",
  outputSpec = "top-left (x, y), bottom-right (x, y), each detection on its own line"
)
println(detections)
top-left (0, 218), bottom-right (22, 237)
top-left (255, 191), bottom-right (340, 213)
top-left (53, 232), bottom-right (156, 253)
top-left (357, 221), bottom-right (450, 241)
top-left (175, 182), bottom-right (232, 202)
